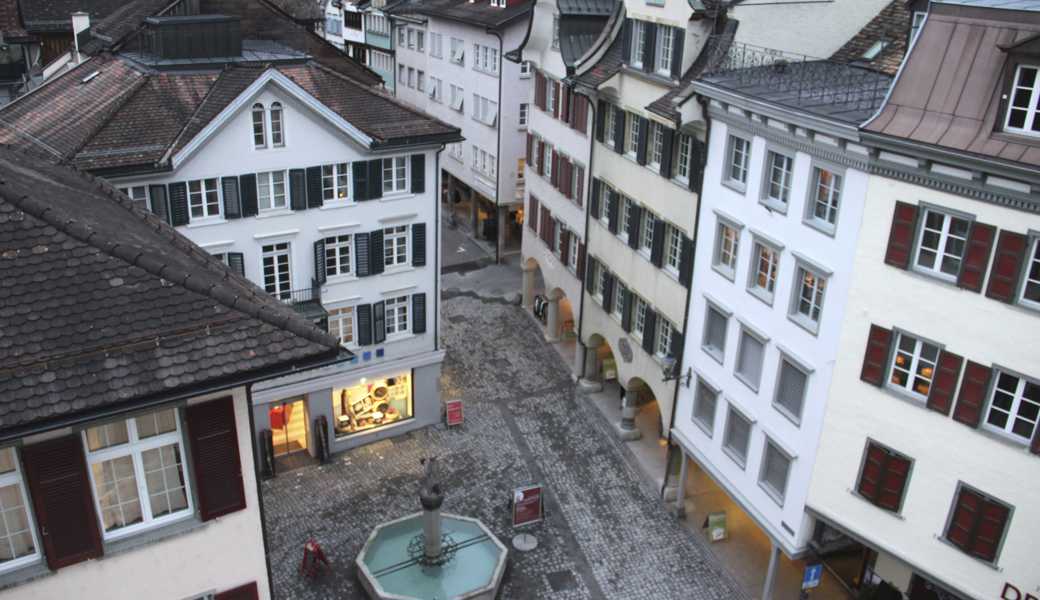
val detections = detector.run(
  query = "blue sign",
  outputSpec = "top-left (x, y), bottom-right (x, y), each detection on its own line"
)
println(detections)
top-left (802, 564), bottom-right (823, 590)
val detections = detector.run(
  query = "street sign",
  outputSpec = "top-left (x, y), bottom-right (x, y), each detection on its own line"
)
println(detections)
top-left (445, 400), bottom-right (463, 427)
top-left (703, 511), bottom-right (728, 542)
top-left (512, 485), bottom-right (543, 528)
top-left (802, 564), bottom-right (823, 590)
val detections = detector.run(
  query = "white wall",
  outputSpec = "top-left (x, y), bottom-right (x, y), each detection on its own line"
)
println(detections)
top-left (730, 0), bottom-right (892, 58)
top-left (808, 174), bottom-right (1040, 599)
top-left (5, 388), bottom-right (271, 600)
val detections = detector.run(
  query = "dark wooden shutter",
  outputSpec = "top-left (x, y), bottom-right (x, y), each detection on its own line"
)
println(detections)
top-left (613, 110), bottom-right (626, 154)
top-left (628, 204), bottom-right (643, 250)
top-left (642, 23), bottom-right (657, 73)
top-left (678, 235), bottom-right (694, 288)
top-left (528, 195), bottom-right (539, 231)
top-left (575, 165), bottom-right (585, 206)
top-left (535, 71), bottom-right (546, 110)
top-left (585, 256), bottom-right (597, 289)
top-left (671, 27), bottom-right (684, 79)
top-left (306, 166), bottom-right (323, 208)
top-left (636, 118), bottom-right (649, 165)
top-left (576, 242), bottom-right (587, 279)
top-left (857, 443), bottom-right (885, 504)
top-left (589, 179), bottom-right (601, 219)
top-left (595, 100), bottom-right (607, 142)
top-left (149, 184), bottom-right (170, 224)
top-left (860, 325), bottom-right (892, 386)
top-left (186, 396), bottom-right (246, 521)
top-left (550, 150), bottom-right (560, 188)
top-left (953, 361), bottom-right (992, 428)
top-left (621, 19), bottom-right (632, 65)
top-left (669, 328), bottom-right (683, 360)
top-left (215, 582), bottom-right (259, 600)
top-left (353, 160), bottom-right (369, 201)
top-left (560, 85), bottom-right (570, 124)
top-left (946, 488), bottom-right (1008, 563)
top-left (602, 272), bottom-right (615, 313)
top-left (884, 202), bottom-right (919, 269)
top-left (411, 154), bottom-right (425, 194)
top-left (956, 222), bottom-right (995, 292)
top-left (289, 168), bottom-right (307, 211)
top-left (560, 230), bottom-right (570, 265)
top-left (641, 309), bottom-right (657, 354)
top-left (650, 219), bottom-right (666, 267)
top-left (169, 181), bottom-right (189, 226)
top-left (412, 293), bottom-right (427, 333)
top-left (221, 177), bottom-right (241, 219)
top-left (412, 223), bottom-right (426, 267)
top-left (239, 174), bottom-right (258, 217)
top-left (858, 443), bottom-right (910, 513)
top-left (537, 141), bottom-right (546, 176)
top-left (688, 138), bottom-right (705, 193)
top-left (369, 228), bottom-right (384, 275)
top-left (526, 133), bottom-right (534, 165)
top-left (367, 160), bottom-right (383, 200)
top-left (986, 230), bottom-right (1027, 303)
top-left (927, 350), bottom-right (963, 416)
top-left (21, 435), bottom-right (102, 570)
top-left (357, 304), bottom-right (372, 345)
top-left (660, 127), bottom-right (675, 178)
top-left (355, 232), bottom-right (370, 277)
top-left (313, 239), bottom-right (327, 285)
top-left (1031, 424), bottom-right (1040, 456)
top-left (553, 82), bottom-right (561, 119)
top-left (607, 191), bottom-right (620, 234)
top-left (373, 300), bottom-right (386, 344)
top-left (227, 252), bottom-right (245, 277)
top-left (621, 287), bottom-right (633, 332)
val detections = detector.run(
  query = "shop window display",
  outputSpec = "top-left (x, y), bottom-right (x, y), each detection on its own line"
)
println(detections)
top-left (333, 372), bottom-right (413, 436)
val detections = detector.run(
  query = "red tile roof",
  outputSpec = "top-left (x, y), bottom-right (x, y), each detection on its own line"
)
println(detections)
top-left (830, 0), bottom-right (911, 75)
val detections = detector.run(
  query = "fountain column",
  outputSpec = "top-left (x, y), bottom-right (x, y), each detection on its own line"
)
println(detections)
top-left (419, 466), bottom-right (445, 560)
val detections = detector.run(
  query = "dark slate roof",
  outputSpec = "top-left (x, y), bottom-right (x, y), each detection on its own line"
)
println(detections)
top-left (648, 20), bottom-right (737, 123)
top-left (830, 0), bottom-right (911, 76)
top-left (0, 54), bottom-right (459, 173)
top-left (267, 0), bottom-right (324, 21)
top-left (573, 29), bottom-right (623, 88)
top-left (559, 15), bottom-right (609, 65)
top-left (18, 0), bottom-right (123, 32)
top-left (389, 0), bottom-right (533, 30)
top-left (0, 0), bottom-right (29, 41)
top-left (558, 0), bottom-right (614, 16)
top-left (0, 145), bottom-right (340, 433)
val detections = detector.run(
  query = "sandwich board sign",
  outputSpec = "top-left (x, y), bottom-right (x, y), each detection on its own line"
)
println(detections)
top-left (512, 485), bottom-right (543, 527)
top-left (445, 399), bottom-right (463, 427)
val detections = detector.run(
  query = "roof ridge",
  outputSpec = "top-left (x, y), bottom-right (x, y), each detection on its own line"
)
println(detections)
top-left (63, 61), bottom-right (151, 163)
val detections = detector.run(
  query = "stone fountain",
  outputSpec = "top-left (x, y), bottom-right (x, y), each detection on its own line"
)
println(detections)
top-left (356, 457), bottom-right (508, 600)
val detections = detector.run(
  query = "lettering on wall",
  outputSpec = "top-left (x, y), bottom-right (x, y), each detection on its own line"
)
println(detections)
top-left (1001, 582), bottom-right (1039, 600)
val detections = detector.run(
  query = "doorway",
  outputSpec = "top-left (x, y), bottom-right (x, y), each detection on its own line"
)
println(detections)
top-left (269, 399), bottom-right (308, 457)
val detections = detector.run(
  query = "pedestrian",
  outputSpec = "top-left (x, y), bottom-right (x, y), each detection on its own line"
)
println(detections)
top-left (619, 385), bottom-right (626, 410)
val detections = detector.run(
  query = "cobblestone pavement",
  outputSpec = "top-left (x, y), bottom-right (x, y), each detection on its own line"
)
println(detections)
top-left (262, 293), bottom-right (750, 600)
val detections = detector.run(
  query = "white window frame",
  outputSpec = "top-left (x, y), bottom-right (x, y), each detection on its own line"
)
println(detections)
top-left (322, 162), bottom-right (351, 202)
top-left (648, 122), bottom-right (664, 169)
top-left (612, 281), bottom-right (626, 322)
top-left (382, 156), bottom-right (409, 194)
top-left (886, 331), bottom-right (941, 401)
top-left (701, 302), bottom-right (728, 364)
top-left (618, 196), bottom-right (632, 241)
top-left (325, 234), bottom-right (353, 278)
top-left (262, 242), bottom-right (292, 299)
top-left (383, 224), bottom-right (409, 267)
top-left (712, 218), bottom-right (740, 280)
top-left (625, 114), bottom-right (640, 158)
top-left (604, 104), bottom-right (617, 146)
top-left (735, 325), bottom-right (766, 392)
top-left (520, 61), bottom-right (532, 78)
top-left (722, 406), bottom-right (752, 469)
top-left (725, 135), bottom-right (750, 189)
top-left (674, 134), bottom-right (691, 184)
top-left (762, 150), bottom-right (793, 210)
top-left (805, 166), bottom-right (842, 233)
top-left (450, 84), bottom-right (464, 111)
top-left (567, 233), bottom-right (579, 273)
top-left (257, 170), bottom-right (287, 211)
top-left (758, 438), bottom-right (792, 506)
top-left (639, 209), bottom-right (654, 256)
top-left (692, 378), bottom-right (718, 437)
top-left (429, 32), bottom-right (443, 58)
top-left (251, 103), bottom-right (266, 148)
top-left (450, 37), bottom-right (465, 64)
top-left (913, 207), bottom-right (972, 282)
top-left (1020, 236), bottom-right (1040, 309)
top-left (789, 262), bottom-right (827, 334)
top-left (328, 305), bottom-right (357, 347)
top-left (519, 103), bottom-right (529, 127)
top-left (269, 102), bottom-right (284, 148)
top-left (0, 447), bottom-right (40, 573)
top-left (655, 318), bottom-right (673, 358)
top-left (385, 295), bottom-right (410, 337)
top-left (187, 178), bottom-right (222, 221)
top-left (983, 369), bottom-right (1040, 444)
top-left (629, 20), bottom-right (645, 68)
top-left (552, 15), bottom-right (560, 50)
top-left (665, 223), bottom-right (682, 273)
top-left (590, 261), bottom-right (603, 303)
top-left (773, 354), bottom-right (811, 425)
top-left (654, 27), bottom-right (673, 76)
top-left (747, 238), bottom-right (781, 305)
top-left (1004, 64), bottom-right (1040, 137)
top-left (633, 296), bottom-right (648, 341)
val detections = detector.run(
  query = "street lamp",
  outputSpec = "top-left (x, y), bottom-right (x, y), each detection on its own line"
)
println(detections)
top-left (661, 356), bottom-right (692, 388)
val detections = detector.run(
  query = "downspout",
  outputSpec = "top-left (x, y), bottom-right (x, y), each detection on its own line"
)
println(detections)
top-left (661, 95), bottom-right (711, 497)
top-left (574, 89), bottom-right (596, 379)
top-left (435, 144), bottom-right (445, 351)
top-left (246, 383), bottom-right (276, 600)
top-left (488, 26), bottom-right (504, 264)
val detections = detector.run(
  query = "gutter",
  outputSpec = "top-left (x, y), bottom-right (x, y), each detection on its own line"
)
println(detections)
top-left (488, 25), bottom-right (505, 264)
top-left (574, 89), bottom-right (596, 379)
top-left (246, 382), bottom-right (276, 600)
top-left (435, 144), bottom-right (445, 351)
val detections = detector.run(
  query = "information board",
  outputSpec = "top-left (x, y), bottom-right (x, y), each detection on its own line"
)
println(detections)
top-left (445, 400), bottom-right (463, 427)
top-left (512, 485), bottom-right (544, 528)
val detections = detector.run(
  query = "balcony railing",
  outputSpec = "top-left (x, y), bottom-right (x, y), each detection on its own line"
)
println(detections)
top-left (275, 278), bottom-right (327, 325)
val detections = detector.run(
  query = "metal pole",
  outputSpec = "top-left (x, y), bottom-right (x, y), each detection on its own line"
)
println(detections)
top-left (762, 541), bottom-right (780, 600)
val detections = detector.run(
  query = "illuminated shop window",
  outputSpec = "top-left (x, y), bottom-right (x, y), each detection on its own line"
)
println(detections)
top-left (332, 372), bottom-right (413, 436)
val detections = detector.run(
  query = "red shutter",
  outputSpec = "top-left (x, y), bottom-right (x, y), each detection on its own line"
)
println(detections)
top-left (985, 230), bottom-right (1028, 303)
top-left (537, 142), bottom-right (545, 176)
top-left (550, 150), bottom-right (559, 189)
top-left (215, 582), bottom-right (259, 600)
top-left (552, 81), bottom-right (561, 119)
top-left (528, 195), bottom-right (539, 232)
top-left (878, 453), bottom-right (911, 512)
top-left (860, 325), bottom-right (892, 386)
top-left (539, 206), bottom-right (549, 244)
top-left (572, 95), bottom-right (588, 133)
top-left (563, 159), bottom-right (573, 199)
top-left (21, 435), bottom-right (103, 570)
top-left (534, 71), bottom-right (546, 110)
top-left (526, 133), bottom-right (533, 166)
top-left (956, 222), bottom-right (995, 292)
top-left (946, 488), bottom-right (1008, 563)
top-left (857, 444), bottom-right (885, 502)
top-left (926, 350), bottom-right (963, 416)
top-left (575, 165), bottom-right (585, 207)
top-left (560, 230), bottom-right (570, 264)
top-left (560, 85), bottom-right (570, 124)
top-left (186, 396), bottom-right (246, 521)
top-left (1032, 425), bottom-right (1040, 456)
top-left (884, 201), bottom-right (919, 269)
top-left (971, 500), bottom-right (1009, 562)
top-left (577, 242), bottom-right (587, 279)
top-left (952, 361), bottom-right (992, 428)
top-left (945, 488), bottom-right (978, 551)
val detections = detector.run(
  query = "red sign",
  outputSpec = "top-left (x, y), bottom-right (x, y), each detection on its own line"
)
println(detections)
top-left (512, 485), bottom-right (543, 528)
top-left (445, 400), bottom-right (463, 427)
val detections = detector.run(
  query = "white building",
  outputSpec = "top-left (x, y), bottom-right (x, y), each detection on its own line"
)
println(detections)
top-left (807, 2), bottom-right (1040, 599)
top-left (389, 0), bottom-right (533, 260)
top-left (322, 0), bottom-right (366, 53)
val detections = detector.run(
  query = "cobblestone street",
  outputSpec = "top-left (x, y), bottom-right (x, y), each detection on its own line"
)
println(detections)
top-left (262, 293), bottom-right (749, 600)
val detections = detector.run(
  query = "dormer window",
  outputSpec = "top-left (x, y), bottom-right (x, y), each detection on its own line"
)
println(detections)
top-left (252, 102), bottom-right (286, 149)
top-left (270, 102), bottom-right (284, 147)
top-left (252, 103), bottom-right (266, 148)
top-left (490, 0), bottom-right (506, 7)
top-left (1005, 64), bottom-right (1040, 136)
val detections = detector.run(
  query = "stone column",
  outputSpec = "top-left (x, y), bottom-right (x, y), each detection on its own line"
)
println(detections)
top-left (674, 451), bottom-right (689, 519)
top-left (423, 507), bottom-right (442, 559)
top-left (521, 263), bottom-right (535, 309)
top-left (614, 381), bottom-right (642, 441)
top-left (762, 541), bottom-right (781, 600)
top-left (572, 340), bottom-right (585, 381)
top-left (578, 344), bottom-right (602, 392)
top-left (544, 296), bottom-right (560, 342)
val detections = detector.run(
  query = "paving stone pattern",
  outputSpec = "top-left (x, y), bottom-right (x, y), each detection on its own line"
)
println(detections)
top-left (262, 294), bottom-right (749, 600)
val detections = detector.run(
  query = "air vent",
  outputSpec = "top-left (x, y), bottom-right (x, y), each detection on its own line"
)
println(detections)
top-left (142, 15), bottom-right (242, 61)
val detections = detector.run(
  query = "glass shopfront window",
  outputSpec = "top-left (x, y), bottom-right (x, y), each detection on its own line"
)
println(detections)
top-left (333, 372), bottom-right (413, 436)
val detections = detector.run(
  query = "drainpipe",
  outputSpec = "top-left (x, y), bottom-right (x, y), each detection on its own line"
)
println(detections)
top-left (246, 383), bottom-right (276, 600)
top-left (435, 144), bottom-right (445, 351)
top-left (574, 88), bottom-right (596, 379)
top-left (487, 27), bottom-right (504, 264)
top-left (661, 95), bottom-right (712, 497)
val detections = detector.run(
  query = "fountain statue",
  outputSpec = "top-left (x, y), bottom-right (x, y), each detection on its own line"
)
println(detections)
top-left (419, 457), bottom-right (445, 560)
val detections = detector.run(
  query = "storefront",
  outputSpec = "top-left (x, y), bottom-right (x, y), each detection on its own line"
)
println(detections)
top-left (332, 372), bottom-right (414, 437)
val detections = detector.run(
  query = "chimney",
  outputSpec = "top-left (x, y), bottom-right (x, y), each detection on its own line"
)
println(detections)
top-left (71, 11), bottom-right (90, 62)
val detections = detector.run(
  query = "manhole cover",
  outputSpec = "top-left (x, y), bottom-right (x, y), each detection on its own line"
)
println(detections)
top-left (546, 570), bottom-right (578, 592)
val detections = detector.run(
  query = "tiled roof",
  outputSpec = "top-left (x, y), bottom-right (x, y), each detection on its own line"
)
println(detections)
top-left (573, 30), bottom-right (623, 88)
top-left (0, 145), bottom-right (340, 433)
top-left (267, 0), bottom-right (324, 21)
top-left (0, 0), bottom-right (28, 41)
top-left (559, 15), bottom-right (610, 66)
top-left (389, 0), bottom-right (533, 30)
top-left (558, 0), bottom-right (614, 16)
top-left (648, 20), bottom-right (737, 123)
top-left (18, 0), bottom-right (124, 32)
top-left (830, 0), bottom-right (911, 76)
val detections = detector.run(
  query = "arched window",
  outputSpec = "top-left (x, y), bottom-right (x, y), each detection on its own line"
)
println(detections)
top-left (251, 103), bottom-right (266, 148)
top-left (270, 102), bottom-right (284, 147)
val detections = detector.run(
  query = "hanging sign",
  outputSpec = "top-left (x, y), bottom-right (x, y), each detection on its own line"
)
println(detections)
top-left (445, 400), bottom-right (464, 427)
top-left (512, 485), bottom-right (544, 528)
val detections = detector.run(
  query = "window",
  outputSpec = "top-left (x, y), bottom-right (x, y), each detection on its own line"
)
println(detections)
top-left (619, 196), bottom-right (632, 239)
top-left (654, 27), bottom-right (673, 75)
top-left (1005, 65), bottom-right (1040, 136)
top-left (674, 134), bottom-right (692, 183)
top-left (544, 144), bottom-right (554, 181)
top-left (807, 167), bottom-right (841, 231)
top-left (640, 210), bottom-right (654, 255)
top-left (262, 242), bottom-right (292, 299)
top-left (857, 441), bottom-right (912, 513)
top-left (448, 142), bottom-right (463, 161)
top-left (598, 264), bottom-right (610, 300)
top-left (887, 332), bottom-right (940, 399)
top-left (665, 224), bottom-right (682, 272)
top-left (552, 15), bottom-right (560, 50)
top-left (450, 84), bottom-right (464, 111)
top-left (473, 43), bottom-right (499, 75)
top-left (759, 439), bottom-right (791, 505)
top-left (325, 234), bottom-right (353, 277)
top-left (84, 408), bottom-right (192, 539)
top-left (257, 171), bottom-right (287, 211)
top-left (546, 79), bottom-right (556, 115)
top-left (722, 408), bottom-right (751, 467)
top-left (269, 102), bottom-right (284, 147)
top-left (325, 16), bottom-right (342, 36)
top-left (625, 114), bottom-right (640, 157)
top-left (791, 265), bottom-right (827, 331)
top-left (397, 27), bottom-right (406, 47)
top-left (119, 185), bottom-right (149, 206)
top-left (633, 296), bottom-right (648, 340)
top-left (251, 103), bottom-right (266, 148)
top-left (520, 60), bottom-right (532, 77)
top-left (748, 241), bottom-right (780, 303)
top-left (344, 11), bottom-right (362, 30)
top-left (774, 356), bottom-right (809, 423)
top-left (914, 208), bottom-right (970, 280)
top-left (430, 32), bottom-right (443, 58)
top-left (416, 30), bottom-right (425, 52)
top-left (397, 64), bottom-right (405, 84)
top-left (473, 94), bottom-right (498, 126)
top-left (328, 306), bottom-right (356, 346)
top-left (187, 178), bottom-right (220, 220)
top-left (735, 327), bottom-right (765, 391)
top-left (944, 485), bottom-right (1011, 564)
top-left (612, 282), bottom-right (626, 321)
top-left (763, 151), bottom-right (793, 208)
top-left (713, 221), bottom-right (740, 279)
top-left (370, 50), bottom-right (393, 72)
top-left (910, 11), bottom-right (927, 42)
top-left (0, 447), bottom-right (38, 571)
top-left (702, 304), bottom-right (728, 363)
top-left (861, 40), bottom-right (889, 61)
top-left (383, 225), bottom-right (409, 267)
top-left (450, 37), bottom-right (465, 64)
top-left (367, 14), bottom-right (389, 36)
top-left (519, 103), bottom-right (529, 127)
top-left (604, 104), bottom-right (617, 146)
top-left (655, 318), bottom-right (673, 358)
top-left (1020, 238), bottom-right (1040, 307)
top-left (692, 379), bottom-right (717, 435)
top-left (567, 234), bottom-right (579, 272)
top-left (590, 261), bottom-right (603, 302)
top-left (321, 163), bottom-right (350, 201)
top-left (629, 20), bottom-right (645, 68)
top-left (407, 67), bottom-right (415, 89)
top-left (333, 372), bottom-right (414, 436)
top-left (417, 70), bottom-right (425, 93)
top-left (383, 156), bottom-right (408, 193)
top-left (648, 122), bottom-right (664, 168)
top-left (385, 295), bottom-right (409, 336)
top-left (727, 135), bottom-right (750, 186)
top-left (984, 371), bottom-right (1040, 443)
top-left (429, 76), bottom-right (443, 102)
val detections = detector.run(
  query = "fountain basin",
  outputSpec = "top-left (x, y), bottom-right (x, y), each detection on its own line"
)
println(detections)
top-left (356, 512), bottom-right (508, 600)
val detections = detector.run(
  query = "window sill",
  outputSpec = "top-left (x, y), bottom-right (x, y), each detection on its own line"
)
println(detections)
top-left (711, 264), bottom-right (736, 282)
top-left (721, 445), bottom-right (747, 471)
top-left (758, 480), bottom-right (786, 508)
top-left (320, 200), bottom-right (355, 211)
top-left (802, 217), bottom-right (837, 238)
top-left (759, 197), bottom-right (789, 215)
top-left (771, 401), bottom-right (803, 428)
top-left (746, 285), bottom-right (775, 307)
top-left (385, 332), bottom-right (418, 344)
top-left (256, 209), bottom-right (293, 219)
top-left (721, 179), bottom-right (747, 196)
top-left (383, 265), bottom-right (415, 276)
top-left (786, 312), bottom-right (821, 337)
top-left (103, 513), bottom-right (203, 557)
top-left (934, 535), bottom-right (1004, 572)
top-left (848, 488), bottom-right (905, 520)
top-left (325, 274), bottom-right (359, 285)
top-left (908, 265), bottom-right (960, 287)
top-left (379, 192), bottom-right (415, 203)
top-left (701, 345), bottom-right (724, 366)
top-left (692, 417), bottom-right (714, 438)
top-left (0, 558), bottom-right (48, 592)
top-left (186, 217), bottom-right (227, 228)
top-left (734, 371), bottom-right (760, 394)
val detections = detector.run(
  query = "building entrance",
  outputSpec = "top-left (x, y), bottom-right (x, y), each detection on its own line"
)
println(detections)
top-left (269, 399), bottom-right (308, 457)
